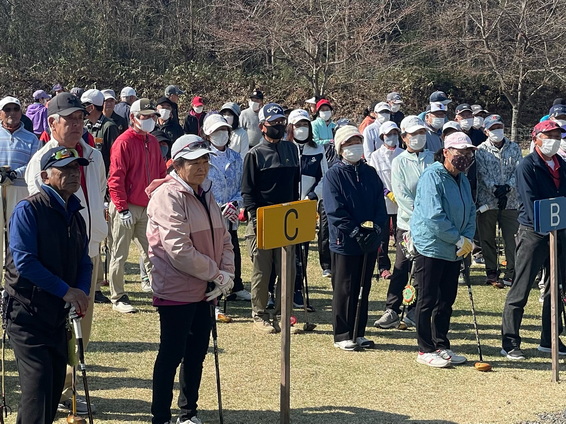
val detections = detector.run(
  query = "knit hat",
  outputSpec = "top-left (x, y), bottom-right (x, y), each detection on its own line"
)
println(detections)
top-left (334, 126), bottom-right (363, 155)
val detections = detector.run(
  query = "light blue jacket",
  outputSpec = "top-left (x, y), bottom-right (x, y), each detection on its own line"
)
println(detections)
top-left (0, 123), bottom-right (40, 186)
top-left (208, 146), bottom-right (243, 229)
top-left (410, 161), bottom-right (476, 261)
top-left (311, 117), bottom-right (335, 146)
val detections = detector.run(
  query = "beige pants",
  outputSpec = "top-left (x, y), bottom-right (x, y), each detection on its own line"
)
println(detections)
top-left (0, 185), bottom-right (29, 275)
top-left (108, 202), bottom-right (151, 303)
top-left (96, 217), bottom-right (113, 291)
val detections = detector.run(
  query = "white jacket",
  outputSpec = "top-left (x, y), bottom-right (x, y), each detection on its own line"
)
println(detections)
top-left (229, 127), bottom-right (249, 160)
top-left (25, 138), bottom-right (108, 257)
top-left (369, 145), bottom-right (403, 214)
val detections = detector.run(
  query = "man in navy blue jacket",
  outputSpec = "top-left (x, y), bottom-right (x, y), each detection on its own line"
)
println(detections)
top-left (4, 146), bottom-right (92, 423)
top-left (323, 124), bottom-right (387, 351)
top-left (501, 120), bottom-right (566, 360)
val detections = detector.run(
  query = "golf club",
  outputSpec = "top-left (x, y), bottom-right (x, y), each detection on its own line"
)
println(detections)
top-left (0, 295), bottom-right (11, 423)
top-left (300, 244), bottom-right (316, 332)
top-left (208, 297), bottom-right (224, 424)
top-left (70, 308), bottom-right (94, 423)
top-left (66, 366), bottom-right (86, 424)
top-left (398, 259), bottom-right (417, 331)
top-left (462, 259), bottom-right (492, 372)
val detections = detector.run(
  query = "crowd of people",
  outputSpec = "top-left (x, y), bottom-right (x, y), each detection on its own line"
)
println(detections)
top-left (0, 81), bottom-right (566, 423)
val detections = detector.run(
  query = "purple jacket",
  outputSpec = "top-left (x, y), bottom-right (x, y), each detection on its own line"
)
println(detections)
top-left (25, 103), bottom-right (48, 136)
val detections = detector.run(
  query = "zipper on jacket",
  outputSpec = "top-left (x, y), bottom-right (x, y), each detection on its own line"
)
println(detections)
top-left (144, 137), bottom-right (151, 186)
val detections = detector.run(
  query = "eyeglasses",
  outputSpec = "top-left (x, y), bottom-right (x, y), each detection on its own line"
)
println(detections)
top-left (172, 140), bottom-right (210, 159)
top-left (267, 119), bottom-right (287, 126)
top-left (52, 148), bottom-right (80, 160)
top-left (2, 106), bottom-right (21, 113)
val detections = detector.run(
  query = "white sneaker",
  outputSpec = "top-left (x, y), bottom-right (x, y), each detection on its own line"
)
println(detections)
top-left (438, 349), bottom-right (467, 365)
top-left (177, 417), bottom-right (203, 424)
top-left (334, 340), bottom-right (358, 351)
top-left (112, 295), bottom-right (137, 313)
top-left (232, 289), bottom-right (251, 301)
top-left (356, 337), bottom-right (375, 348)
top-left (322, 269), bottom-right (332, 278)
top-left (416, 351), bottom-right (451, 368)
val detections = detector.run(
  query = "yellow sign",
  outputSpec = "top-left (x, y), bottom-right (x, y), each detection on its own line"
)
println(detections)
top-left (257, 200), bottom-right (317, 249)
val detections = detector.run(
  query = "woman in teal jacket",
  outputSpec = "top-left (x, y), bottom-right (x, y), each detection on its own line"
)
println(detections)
top-left (410, 132), bottom-right (476, 368)
top-left (311, 99), bottom-right (336, 146)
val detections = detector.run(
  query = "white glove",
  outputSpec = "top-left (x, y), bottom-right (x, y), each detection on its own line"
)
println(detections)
top-left (221, 202), bottom-right (239, 223)
top-left (119, 210), bottom-right (133, 229)
top-left (205, 271), bottom-right (235, 301)
top-left (456, 236), bottom-right (473, 257)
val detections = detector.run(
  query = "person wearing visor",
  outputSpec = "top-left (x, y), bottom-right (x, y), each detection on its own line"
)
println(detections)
top-left (410, 132), bottom-right (476, 368)
top-left (147, 135), bottom-right (234, 424)
top-left (362, 101), bottom-right (391, 160)
top-left (5, 146), bottom-right (91, 423)
top-left (108, 98), bottom-right (167, 313)
top-left (501, 120), bottom-right (566, 360)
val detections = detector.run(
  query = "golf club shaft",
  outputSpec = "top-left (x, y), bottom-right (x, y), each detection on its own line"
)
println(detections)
top-left (72, 316), bottom-right (94, 424)
top-left (209, 303), bottom-right (223, 424)
top-left (463, 258), bottom-right (484, 362)
top-left (300, 244), bottom-right (311, 324)
top-left (352, 253), bottom-right (369, 343)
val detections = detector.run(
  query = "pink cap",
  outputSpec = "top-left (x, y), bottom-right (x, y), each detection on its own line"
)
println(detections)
top-left (444, 132), bottom-right (477, 150)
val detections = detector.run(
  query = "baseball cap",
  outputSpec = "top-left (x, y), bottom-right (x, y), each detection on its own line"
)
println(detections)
top-left (429, 90), bottom-right (451, 104)
top-left (155, 96), bottom-right (175, 108)
top-left (442, 121), bottom-right (461, 134)
top-left (316, 99), bottom-right (332, 112)
top-left (400, 115), bottom-right (426, 134)
top-left (258, 103), bottom-right (286, 123)
top-left (386, 92), bottom-right (403, 104)
top-left (250, 89), bottom-right (264, 100)
top-left (47, 93), bottom-right (87, 117)
top-left (52, 83), bottom-right (64, 92)
top-left (549, 104), bottom-right (566, 118)
top-left (130, 98), bottom-right (160, 117)
top-left (33, 90), bottom-right (50, 100)
top-left (165, 85), bottom-right (184, 96)
top-left (171, 135), bottom-right (216, 161)
top-left (444, 132), bottom-right (477, 150)
top-left (203, 114), bottom-right (231, 136)
top-left (471, 104), bottom-right (489, 115)
top-left (374, 102), bottom-right (391, 113)
top-left (455, 103), bottom-right (473, 114)
top-left (553, 98), bottom-right (565, 106)
top-left (429, 102), bottom-right (447, 113)
top-left (40, 147), bottom-right (89, 170)
top-left (81, 89), bottom-right (104, 107)
top-left (120, 87), bottom-right (136, 98)
top-left (192, 96), bottom-right (204, 107)
top-left (532, 120), bottom-right (566, 139)
top-left (0, 96), bottom-right (21, 110)
top-left (378, 121), bottom-right (400, 137)
top-left (483, 114), bottom-right (504, 130)
top-left (334, 126), bottom-right (363, 155)
top-left (70, 87), bottom-right (84, 98)
top-left (288, 109), bottom-right (311, 125)
top-left (101, 89), bottom-right (116, 101)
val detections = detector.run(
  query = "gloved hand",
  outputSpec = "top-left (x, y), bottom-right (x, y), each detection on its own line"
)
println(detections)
top-left (238, 209), bottom-right (247, 222)
top-left (119, 210), bottom-right (133, 229)
top-left (6, 170), bottom-right (16, 181)
top-left (456, 236), bottom-right (473, 257)
top-left (0, 170), bottom-right (12, 186)
top-left (384, 189), bottom-right (396, 204)
top-left (205, 270), bottom-right (235, 301)
top-left (493, 184), bottom-right (510, 199)
top-left (221, 202), bottom-right (239, 223)
top-left (498, 195), bottom-right (508, 210)
top-left (354, 226), bottom-right (381, 254)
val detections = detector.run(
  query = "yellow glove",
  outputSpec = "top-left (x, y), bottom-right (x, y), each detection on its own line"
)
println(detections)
top-left (456, 236), bottom-right (473, 257)
top-left (386, 191), bottom-right (396, 204)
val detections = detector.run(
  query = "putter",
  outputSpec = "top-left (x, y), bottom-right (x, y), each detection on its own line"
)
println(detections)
top-left (208, 299), bottom-right (224, 424)
top-left (299, 244), bottom-right (316, 332)
top-left (462, 259), bottom-right (492, 372)
top-left (302, 243), bottom-right (314, 313)
top-left (67, 366), bottom-right (86, 424)
top-left (70, 309), bottom-right (94, 423)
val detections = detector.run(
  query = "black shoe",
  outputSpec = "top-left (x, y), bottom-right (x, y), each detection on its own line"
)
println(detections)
top-left (94, 291), bottom-right (111, 304)
top-left (501, 348), bottom-right (526, 360)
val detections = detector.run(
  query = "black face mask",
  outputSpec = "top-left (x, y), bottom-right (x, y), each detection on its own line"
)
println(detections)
top-left (264, 124), bottom-right (286, 140)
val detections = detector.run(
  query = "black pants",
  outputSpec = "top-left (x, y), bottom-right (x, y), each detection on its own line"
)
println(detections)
top-left (6, 298), bottom-right (68, 424)
top-left (151, 302), bottom-right (212, 424)
top-left (414, 254), bottom-right (460, 353)
top-left (331, 251), bottom-right (377, 342)
top-left (294, 242), bottom-right (309, 292)
top-left (385, 228), bottom-right (414, 313)
top-left (318, 201), bottom-right (331, 271)
top-left (501, 225), bottom-right (565, 351)
top-left (378, 214), bottom-right (397, 272)
top-left (229, 229), bottom-right (243, 292)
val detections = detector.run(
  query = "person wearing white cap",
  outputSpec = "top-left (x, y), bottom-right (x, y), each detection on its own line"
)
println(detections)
top-left (410, 131), bottom-right (476, 368)
top-left (101, 89), bottom-right (128, 134)
top-left (26, 90), bottom-right (51, 137)
top-left (386, 92), bottom-right (405, 127)
top-left (146, 134), bottom-right (234, 424)
top-left (362, 101), bottom-right (391, 160)
top-left (374, 115), bottom-right (434, 330)
top-left (322, 125), bottom-right (387, 350)
top-left (202, 113), bottom-right (251, 317)
top-left (441, 121), bottom-right (461, 140)
top-left (368, 121), bottom-right (403, 280)
top-left (424, 102), bottom-right (446, 153)
top-left (81, 89), bottom-right (119, 175)
top-left (114, 86), bottom-right (137, 122)
top-left (219, 102), bottom-right (249, 159)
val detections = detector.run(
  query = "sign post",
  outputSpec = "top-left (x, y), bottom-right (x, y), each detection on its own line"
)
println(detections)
top-left (256, 200), bottom-right (317, 423)
top-left (534, 197), bottom-right (566, 382)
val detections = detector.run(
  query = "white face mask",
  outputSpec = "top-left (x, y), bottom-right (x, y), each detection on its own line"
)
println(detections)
top-left (554, 119), bottom-right (566, 128)
top-left (390, 104), bottom-right (401, 113)
top-left (459, 118), bottom-right (473, 131)
top-left (158, 108), bottom-right (171, 121)
top-left (210, 130), bottom-right (229, 147)
top-left (222, 114), bottom-right (234, 126)
top-left (319, 110), bottom-right (332, 121)
top-left (294, 127), bottom-right (309, 142)
top-left (136, 117), bottom-right (155, 133)
top-left (473, 116), bottom-right (484, 129)
top-left (249, 100), bottom-right (260, 112)
top-left (561, 140), bottom-right (566, 152)
top-left (539, 138), bottom-right (561, 157)
top-left (408, 133), bottom-right (426, 151)
top-left (193, 106), bottom-right (204, 114)
top-left (430, 117), bottom-right (444, 130)
top-left (377, 112), bottom-right (390, 124)
top-left (383, 134), bottom-right (398, 147)
top-left (341, 144), bottom-right (364, 163)
top-left (487, 128), bottom-right (505, 143)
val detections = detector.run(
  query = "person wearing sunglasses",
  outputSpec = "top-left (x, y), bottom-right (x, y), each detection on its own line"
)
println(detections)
top-left (5, 145), bottom-right (91, 424)
top-left (146, 135), bottom-right (234, 424)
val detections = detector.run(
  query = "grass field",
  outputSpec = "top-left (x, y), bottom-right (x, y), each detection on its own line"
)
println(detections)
top-left (3, 234), bottom-right (566, 424)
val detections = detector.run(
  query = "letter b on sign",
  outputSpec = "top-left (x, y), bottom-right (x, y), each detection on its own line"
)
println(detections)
top-left (551, 203), bottom-right (560, 227)
top-left (534, 197), bottom-right (566, 233)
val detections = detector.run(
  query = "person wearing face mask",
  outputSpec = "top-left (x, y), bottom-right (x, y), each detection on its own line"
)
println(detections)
top-left (454, 104), bottom-right (487, 146)
top-left (322, 125), bottom-right (387, 350)
top-left (153, 97), bottom-right (184, 156)
top-left (374, 116), bottom-right (434, 329)
top-left (183, 96), bottom-right (206, 136)
top-left (311, 99), bottom-right (336, 147)
top-left (424, 102), bottom-right (446, 154)
top-left (164, 84), bottom-right (184, 124)
top-left (287, 109), bottom-right (329, 309)
top-left (358, 101), bottom-right (378, 134)
top-left (26, 90), bottom-right (51, 137)
top-left (101, 89), bottom-right (128, 135)
top-left (362, 102), bottom-right (391, 160)
top-left (114, 86), bottom-right (137, 122)
top-left (368, 122), bottom-right (403, 280)
top-left (386, 92), bottom-right (405, 127)
top-left (410, 132), bottom-right (476, 367)
top-left (475, 115), bottom-right (522, 288)
top-left (242, 103), bottom-right (300, 334)
top-left (500, 120), bottom-right (566, 361)
top-left (471, 104), bottom-right (490, 130)
top-left (220, 102), bottom-right (249, 159)
top-left (240, 89), bottom-right (264, 148)
top-left (202, 114), bottom-right (251, 318)
top-left (107, 98), bottom-right (167, 313)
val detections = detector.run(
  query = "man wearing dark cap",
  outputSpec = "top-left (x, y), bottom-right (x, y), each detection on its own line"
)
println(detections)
top-left (101, 89), bottom-right (128, 135)
top-left (471, 104), bottom-right (490, 130)
top-left (154, 96), bottom-right (184, 155)
top-left (52, 83), bottom-right (65, 96)
top-left (164, 84), bottom-right (184, 123)
top-left (386, 92), bottom-right (405, 126)
top-left (5, 146), bottom-right (91, 423)
top-left (501, 120), bottom-right (566, 360)
top-left (454, 103), bottom-right (487, 146)
top-left (240, 89), bottom-right (264, 148)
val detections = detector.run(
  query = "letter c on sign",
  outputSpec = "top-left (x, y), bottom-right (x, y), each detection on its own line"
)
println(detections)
top-left (284, 209), bottom-right (299, 241)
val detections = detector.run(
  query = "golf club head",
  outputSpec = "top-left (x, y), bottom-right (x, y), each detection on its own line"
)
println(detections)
top-left (398, 321), bottom-right (408, 331)
top-left (474, 362), bottom-right (492, 372)
top-left (67, 414), bottom-right (87, 424)
top-left (303, 322), bottom-right (317, 332)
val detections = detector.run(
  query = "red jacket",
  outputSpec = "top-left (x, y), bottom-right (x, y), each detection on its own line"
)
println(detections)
top-left (108, 127), bottom-right (166, 211)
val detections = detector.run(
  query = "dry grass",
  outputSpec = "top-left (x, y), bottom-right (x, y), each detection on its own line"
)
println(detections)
top-left (3, 234), bottom-right (566, 424)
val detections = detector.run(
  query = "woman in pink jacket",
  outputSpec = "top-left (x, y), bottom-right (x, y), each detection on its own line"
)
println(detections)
top-left (146, 134), bottom-right (235, 424)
